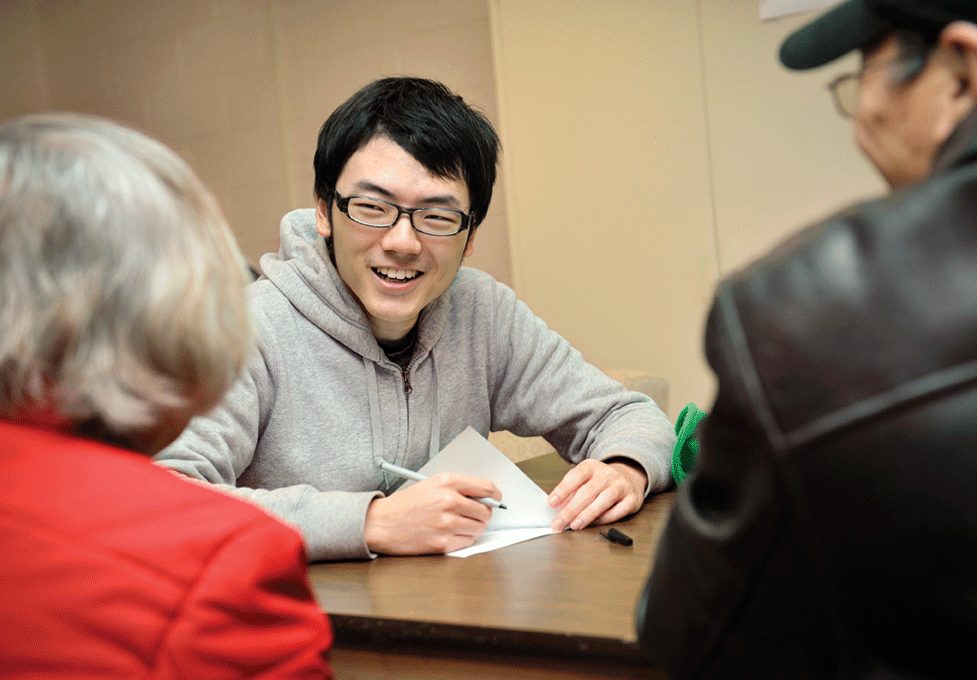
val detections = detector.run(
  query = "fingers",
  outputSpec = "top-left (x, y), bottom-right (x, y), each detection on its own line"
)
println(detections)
top-left (548, 459), bottom-right (644, 532)
top-left (592, 497), bottom-right (636, 526)
top-left (432, 473), bottom-right (503, 505)
top-left (434, 512), bottom-right (489, 540)
top-left (364, 476), bottom-right (498, 555)
top-left (546, 461), bottom-right (594, 509)
top-left (420, 477), bottom-right (495, 521)
top-left (559, 485), bottom-right (620, 531)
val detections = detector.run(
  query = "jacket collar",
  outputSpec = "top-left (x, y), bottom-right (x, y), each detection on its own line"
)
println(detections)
top-left (932, 106), bottom-right (977, 175)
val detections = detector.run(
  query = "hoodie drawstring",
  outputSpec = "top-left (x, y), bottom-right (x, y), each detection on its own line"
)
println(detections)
top-left (367, 352), bottom-right (441, 490)
top-left (363, 357), bottom-right (391, 490)
top-left (428, 354), bottom-right (440, 459)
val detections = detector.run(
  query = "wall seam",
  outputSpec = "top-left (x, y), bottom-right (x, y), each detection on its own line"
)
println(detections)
top-left (486, 0), bottom-right (522, 294)
top-left (695, 0), bottom-right (724, 278)
top-left (266, 0), bottom-right (299, 212)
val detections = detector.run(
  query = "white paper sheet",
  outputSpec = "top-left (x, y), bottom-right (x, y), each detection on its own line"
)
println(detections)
top-left (396, 427), bottom-right (560, 557)
top-left (446, 527), bottom-right (557, 558)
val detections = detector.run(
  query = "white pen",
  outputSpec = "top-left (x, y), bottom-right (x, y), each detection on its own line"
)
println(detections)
top-left (379, 460), bottom-right (507, 509)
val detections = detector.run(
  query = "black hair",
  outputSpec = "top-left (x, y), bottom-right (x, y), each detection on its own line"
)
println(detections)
top-left (888, 28), bottom-right (941, 83)
top-left (313, 77), bottom-right (500, 228)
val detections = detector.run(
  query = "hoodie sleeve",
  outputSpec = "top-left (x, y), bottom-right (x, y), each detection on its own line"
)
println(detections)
top-left (154, 329), bottom-right (383, 561)
top-left (485, 280), bottom-right (675, 494)
top-left (154, 345), bottom-right (267, 487)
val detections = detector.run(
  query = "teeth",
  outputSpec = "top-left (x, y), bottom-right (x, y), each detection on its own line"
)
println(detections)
top-left (375, 267), bottom-right (420, 281)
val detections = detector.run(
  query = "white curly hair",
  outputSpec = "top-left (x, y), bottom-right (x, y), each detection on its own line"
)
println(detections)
top-left (0, 113), bottom-right (251, 450)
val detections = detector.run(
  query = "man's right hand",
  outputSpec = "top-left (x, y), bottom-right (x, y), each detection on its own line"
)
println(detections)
top-left (364, 474), bottom-right (502, 555)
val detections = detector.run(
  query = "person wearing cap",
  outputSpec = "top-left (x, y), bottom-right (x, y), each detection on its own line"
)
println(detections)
top-left (635, 1), bottom-right (977, 677)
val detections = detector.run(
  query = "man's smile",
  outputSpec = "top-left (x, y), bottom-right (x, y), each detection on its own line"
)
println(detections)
top-left (372, 266), bottom-right (423, 282)
top-left (324, 136), bottom-right (474, 341)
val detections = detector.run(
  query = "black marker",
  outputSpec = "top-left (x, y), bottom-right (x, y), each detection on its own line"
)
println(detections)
top-left (600, 527), bottom-right (633, 546)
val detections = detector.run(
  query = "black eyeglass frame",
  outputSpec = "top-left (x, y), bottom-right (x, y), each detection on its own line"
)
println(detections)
top-left (335, 192), bottom-right (475, 237)
top-left (826, 47), bottom-right (930, 119)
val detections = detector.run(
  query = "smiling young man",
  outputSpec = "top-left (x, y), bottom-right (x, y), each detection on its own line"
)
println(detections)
top-left (321, 136), bottom-right (472, 345)
top-left (155, 77), bottom-right (675, 561)
top-left (637, 1), bottom-right (977, 677)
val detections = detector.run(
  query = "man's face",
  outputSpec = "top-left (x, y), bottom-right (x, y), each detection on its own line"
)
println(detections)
top-left (316, 136), bottom-right (476, 342)
top-left (854, 34), bottom-right (964, 188)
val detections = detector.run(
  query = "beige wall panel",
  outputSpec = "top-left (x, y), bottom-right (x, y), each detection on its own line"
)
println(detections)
top-left (2, 0), bottom-right (510, 283)
top-left (700, 3), bottom-right (884, 275)
top-left (2, 0), bottom-right (883, 421)
top-left (0, 1), bottom-right (50, 119)
top-left (11, 0), bottom-right (288, 270)
top-left (491, 0), bottom-right (889, 418)
top-left (490, 0), bottom-right (719, 418)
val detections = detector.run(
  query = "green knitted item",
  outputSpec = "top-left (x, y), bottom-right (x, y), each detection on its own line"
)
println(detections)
top-left (671, 402), bottom-right (708, 485)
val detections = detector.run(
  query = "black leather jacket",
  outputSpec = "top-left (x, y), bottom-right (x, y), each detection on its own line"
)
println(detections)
top-left (637, 111), bottom-right (977, 679)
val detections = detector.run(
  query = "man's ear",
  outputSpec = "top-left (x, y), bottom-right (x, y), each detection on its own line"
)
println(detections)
top-left (941, 22), bottom-right (977, 100)
top-left (315, 198), bottom-right (332, 238)
top-left (463, 224), bottom-right (479, 257)
top-left (933, 22), bottom-right (977, 142)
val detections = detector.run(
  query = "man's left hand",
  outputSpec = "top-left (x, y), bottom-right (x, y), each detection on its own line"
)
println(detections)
top-left (547, 458), bottom-right (647, 532)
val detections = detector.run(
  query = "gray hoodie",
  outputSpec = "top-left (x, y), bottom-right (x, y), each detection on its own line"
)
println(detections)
top-left (155, 209), bottom-right (675, 560)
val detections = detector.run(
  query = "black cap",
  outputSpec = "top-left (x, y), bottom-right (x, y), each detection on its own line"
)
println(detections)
top-left (779, 0), bottom-right (977, 70)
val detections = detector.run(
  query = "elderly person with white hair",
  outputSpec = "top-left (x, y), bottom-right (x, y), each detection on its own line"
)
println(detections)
top-left (0, 114), bottom-right (333, 678)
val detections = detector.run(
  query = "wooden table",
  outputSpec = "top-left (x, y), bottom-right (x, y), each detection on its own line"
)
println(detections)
top-left (307, 453), bottom-right (674, 679)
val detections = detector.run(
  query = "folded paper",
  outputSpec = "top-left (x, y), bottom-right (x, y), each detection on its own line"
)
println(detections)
top-left (397, 427), bottom-right (560, 557)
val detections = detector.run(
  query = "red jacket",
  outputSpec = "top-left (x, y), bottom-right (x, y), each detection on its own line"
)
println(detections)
top-left (0, 421), bottom-right (333, 678)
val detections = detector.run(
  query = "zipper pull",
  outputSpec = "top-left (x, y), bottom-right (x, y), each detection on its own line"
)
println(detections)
top-left (402, 366), bottom-right (412, 395)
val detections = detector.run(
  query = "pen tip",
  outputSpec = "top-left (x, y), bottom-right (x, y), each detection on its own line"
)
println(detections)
top-left (498, 503), bottom-right (508, 510)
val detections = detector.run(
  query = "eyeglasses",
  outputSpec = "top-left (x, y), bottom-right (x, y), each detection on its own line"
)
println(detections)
top-left (335, 193), bottom-right (473, 237)
top-left (827, 49), bottom-right (928, 118)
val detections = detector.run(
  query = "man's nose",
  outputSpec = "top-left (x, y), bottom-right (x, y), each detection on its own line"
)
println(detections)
top-left (380, 213), bottom-right (423, 254)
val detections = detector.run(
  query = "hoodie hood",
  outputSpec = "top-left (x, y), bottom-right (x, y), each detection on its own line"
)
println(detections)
top-left (258, 208), bottom-right (451, 362)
